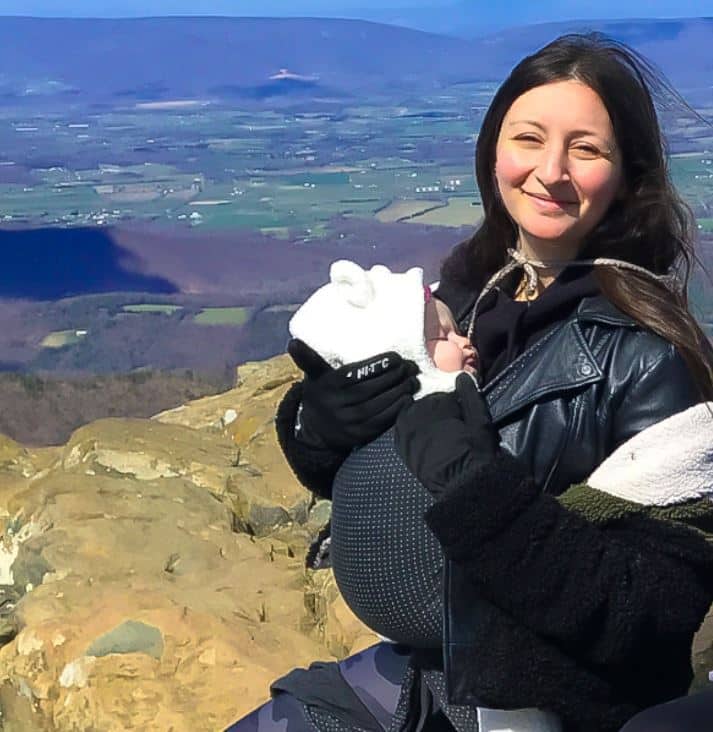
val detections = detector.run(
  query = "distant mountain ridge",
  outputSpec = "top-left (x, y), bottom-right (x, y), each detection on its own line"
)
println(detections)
top-left (0, 16), bottom-right (711, 103)
top-left (0, 16), bottom-right (480, 102)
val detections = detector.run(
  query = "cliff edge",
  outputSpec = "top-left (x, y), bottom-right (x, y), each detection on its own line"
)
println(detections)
top-left (0, 354), bottom-right (377, 731)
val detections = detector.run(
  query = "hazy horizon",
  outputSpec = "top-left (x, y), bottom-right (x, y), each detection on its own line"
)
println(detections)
top-left (2, 0), bottom-right (711, 36)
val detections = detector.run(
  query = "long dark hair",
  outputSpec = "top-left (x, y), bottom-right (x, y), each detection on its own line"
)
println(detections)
top-left (441, 32), bottom-right (713, 399)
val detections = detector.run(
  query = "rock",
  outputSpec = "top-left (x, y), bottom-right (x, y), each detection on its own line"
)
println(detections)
top-left (0, 436), bottom-right (26, 470)
top-left (222, 408), bottom-right (238, 427)
top-left (60, 418), bottom-right (237, 496)
top-left (0, 354), bottom-right (379, 730)
top-left (11, 539), bottom-right (53, 595)
top-left (304, 569), bottom-right (379, 659)
top-left (225, 468), bottom-right (310, 537)
top-left (307, 500), bottom-right (332, 531)
top-left (691, 605), bottom-right (713, 693)
top-left (59, 656), bottom-right (96, 689)
top-left (86, 620), bottom-right (164, 660)
top-left (156, 355), bottom-right (312, 537)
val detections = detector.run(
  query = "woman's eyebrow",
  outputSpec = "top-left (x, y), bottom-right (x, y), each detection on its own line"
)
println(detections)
top-left (508, 119), bottom-right (605, 138)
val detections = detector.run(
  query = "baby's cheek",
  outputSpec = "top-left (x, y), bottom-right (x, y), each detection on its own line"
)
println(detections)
top-left (432, 341), bottom-right (467, 372)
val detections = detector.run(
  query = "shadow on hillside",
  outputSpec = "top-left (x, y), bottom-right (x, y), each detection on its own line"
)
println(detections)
top-left (1, 226), bottom-right (178, 299)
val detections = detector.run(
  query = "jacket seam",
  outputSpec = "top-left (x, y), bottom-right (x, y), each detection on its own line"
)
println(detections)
top-left (615, 345), bottom-right (674, 416)
top-left (542, 391), bottom-right (579, 494)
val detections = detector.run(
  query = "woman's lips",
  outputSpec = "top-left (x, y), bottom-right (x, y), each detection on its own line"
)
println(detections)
top-left (524, 191), bottom-right (577, 209)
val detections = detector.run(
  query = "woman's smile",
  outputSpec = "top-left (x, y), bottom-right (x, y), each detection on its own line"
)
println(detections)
top-left (523, 190), bottom-right (579, 211)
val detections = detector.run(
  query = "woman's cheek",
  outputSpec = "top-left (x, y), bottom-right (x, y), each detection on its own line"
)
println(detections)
top-left (580, 166), bottom-right (621, 202)
top-left (495, 146), bottom-right (529, 186)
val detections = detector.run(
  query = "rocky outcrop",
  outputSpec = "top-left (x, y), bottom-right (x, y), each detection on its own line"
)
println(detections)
top-left (0, 355), bottom-right (379, 731)
top-left (692, 613), bottom-right (713, 693)
top-left (0, 353), bottom-right (710, 730)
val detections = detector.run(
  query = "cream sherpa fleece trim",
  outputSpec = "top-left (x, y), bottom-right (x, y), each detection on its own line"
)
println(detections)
top-left (588, 402), bottom-right (713, 506)
top-left (477, 706), bottom-right (563, 732)
top-left (289, 260), bottom-right (460, 398)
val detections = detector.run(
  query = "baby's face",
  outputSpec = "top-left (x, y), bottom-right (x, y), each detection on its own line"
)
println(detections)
top-left (424, 298), bottom-right (477, 374)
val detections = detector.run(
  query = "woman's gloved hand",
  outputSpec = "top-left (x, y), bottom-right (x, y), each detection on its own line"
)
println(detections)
top-left (394, 372), bottom-right (500, 501)
top-left (287, 338), bottom-right (421, 452)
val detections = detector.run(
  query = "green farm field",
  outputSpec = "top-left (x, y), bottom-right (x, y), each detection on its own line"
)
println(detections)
top-left (193, 307), bottom-right (252, 325)
top-left (123, 304), bottom-right (184, 314)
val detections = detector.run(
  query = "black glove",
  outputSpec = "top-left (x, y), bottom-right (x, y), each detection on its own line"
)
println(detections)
top-left (287, 338), bottom-right (420, 452)
top-left (394, 372), bottom-right (500, 501)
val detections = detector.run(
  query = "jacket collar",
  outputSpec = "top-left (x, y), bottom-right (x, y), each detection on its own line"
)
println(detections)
top-left (575, 294), bottom-right (637, 328)
top-left (450, 286), bottom-right (637, 334)
top-left (482, 295), bottom-right (635, 424)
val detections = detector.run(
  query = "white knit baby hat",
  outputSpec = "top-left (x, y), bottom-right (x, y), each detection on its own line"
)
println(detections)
top-left (288, 260), bottom-right (460, 397)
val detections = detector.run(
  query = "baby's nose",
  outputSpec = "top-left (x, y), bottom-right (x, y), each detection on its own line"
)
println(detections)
top-left (447, 332), bottom-right (472, 349)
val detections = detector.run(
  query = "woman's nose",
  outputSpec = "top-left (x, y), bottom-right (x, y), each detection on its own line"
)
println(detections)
top-left (535, 145), bottom-right (571, 185)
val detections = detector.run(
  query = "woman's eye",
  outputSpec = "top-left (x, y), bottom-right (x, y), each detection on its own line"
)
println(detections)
top-left (573, 145), bottom-right (600, 157)
top-left (514, 136), bottom-right (601, 157)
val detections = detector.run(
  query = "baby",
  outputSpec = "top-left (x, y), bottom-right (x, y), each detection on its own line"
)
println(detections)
top-left (289, 260), bottom-right (479, 653)
top-left (289, 259), bottom-right (478, 397)
top-left (423, 286), bottom-right (478, 375)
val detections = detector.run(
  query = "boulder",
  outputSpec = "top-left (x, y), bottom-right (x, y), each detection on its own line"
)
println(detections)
top-left (691, 606), bottom-right (713, 693)
top-left (0, 354), bottom-right (379, 730)
top-left (155, 355), bottom-right (311, 536)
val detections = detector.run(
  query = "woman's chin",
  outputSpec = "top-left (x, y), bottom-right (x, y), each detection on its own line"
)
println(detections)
top-left (519, 227), bottom-right (583, 255)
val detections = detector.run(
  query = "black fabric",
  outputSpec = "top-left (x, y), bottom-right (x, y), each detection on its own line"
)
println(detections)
top-left (394, 373), bottom-right (499, 501)
top-left (267, 643), bottom-right (457, 732)
top-left (275, 263), bottom-right (705, 731)
top-left (619, 686), bottom-right (713, 732)
top-left (472, 265), bottom-right (599, 384)
top-left (287, 338), bottom-right (420, 452)
top-left (269, 660), bottom-right (385, 732)
top-left (437, 289), bottom-right (700, 497)
top-left (330, 426), bottom-right (444, 648)
top-left (424, 450), bottom-right (713, 731)
top-left (396, 675), bottom-right (455, 732)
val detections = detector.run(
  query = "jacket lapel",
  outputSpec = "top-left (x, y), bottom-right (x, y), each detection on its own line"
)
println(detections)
top-left (483, 318), bottom-right (604, 424)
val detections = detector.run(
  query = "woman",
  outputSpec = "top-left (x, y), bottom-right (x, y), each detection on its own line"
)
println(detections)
top-left (227, 32), bottom-right (713, 732)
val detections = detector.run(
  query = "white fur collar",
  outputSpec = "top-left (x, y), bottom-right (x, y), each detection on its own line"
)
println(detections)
top-left (587, 402), bottom-right (713, 506)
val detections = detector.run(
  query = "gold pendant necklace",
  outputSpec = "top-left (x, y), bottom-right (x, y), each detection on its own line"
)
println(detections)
top-left (514, 275), bottom-right (538, 302)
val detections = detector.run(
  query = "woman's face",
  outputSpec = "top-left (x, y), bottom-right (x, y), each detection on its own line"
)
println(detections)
top-left (493, 80), bottom-right (625, 258)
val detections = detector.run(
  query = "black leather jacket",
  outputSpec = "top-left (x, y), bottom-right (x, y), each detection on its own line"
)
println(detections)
top-left (450, 292), bottom-right (699, 496)
top-left (433, 289), bottom-right (701, 729)
top-left (274, 290), bottom-right (702, 729)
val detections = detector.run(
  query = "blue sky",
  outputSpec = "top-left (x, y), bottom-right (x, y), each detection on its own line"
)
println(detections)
top-left (2, 0), bottom-right (711, 32)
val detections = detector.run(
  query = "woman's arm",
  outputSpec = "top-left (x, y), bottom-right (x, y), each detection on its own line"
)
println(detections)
top-left (424, 450), bottom-right (713, 666)
top-left (397, 351), bottom-right (713, 668)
